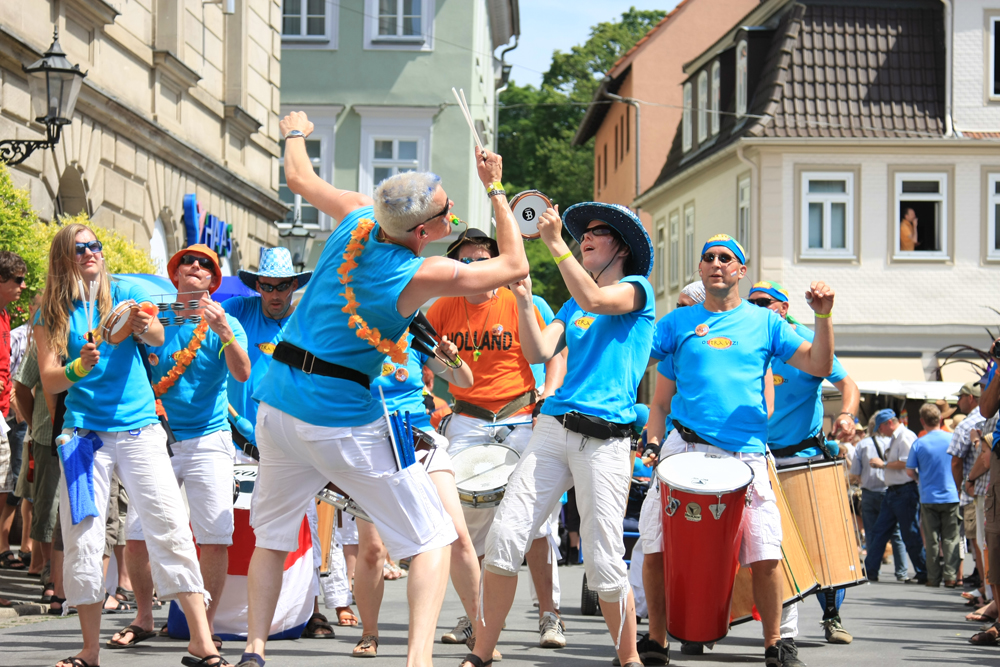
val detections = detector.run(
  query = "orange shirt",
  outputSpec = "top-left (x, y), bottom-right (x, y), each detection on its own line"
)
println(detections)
top-left (426, 289), bottom-right (544, 414)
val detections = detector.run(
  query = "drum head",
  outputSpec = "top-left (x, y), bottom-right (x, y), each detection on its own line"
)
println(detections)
top-left (510, 190), bottom-right (552, 239)
top-left (656, 451), bottom-right (753, 495)
top-left (452, 444), bottom-right (520, 493)
top-left (102, 300), bottom-right (138, 344)
top-left (233, 464), bottom-right (257, 510)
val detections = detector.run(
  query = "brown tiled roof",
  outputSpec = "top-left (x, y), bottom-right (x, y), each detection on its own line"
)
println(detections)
top-left (964, 131), bottom-right (1000, 139)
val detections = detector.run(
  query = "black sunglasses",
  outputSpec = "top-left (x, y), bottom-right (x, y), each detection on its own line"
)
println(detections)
top-left (749, 297), bottom-right (776, 307)
top-left (583, 225), bottom-right (614, 237)
top-left (258, 279), bottom-right (294, 293)
top-left (408, 195), bottom-right (452, 231)
top-left (180, 254), bottom-right (214, 270)
top-left (459, 257), bottom-right (489, 264)
top-left (701, 252), bottom-right (738, 265)
top-left (9, 276), bottom-right (26, 286)
top-left (75, 240), bottom-right (103, 255)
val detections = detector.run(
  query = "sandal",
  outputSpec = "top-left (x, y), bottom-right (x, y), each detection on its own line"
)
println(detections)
top-left (107, 624), bottom-right (157, 649)
top-left (158, 623), bottom-right (171, 637)
top-left (54, 658), bottom-right (96, 667)
top-left (0, 550), bottom-right (26, 570)
top-left (116, 586), bottom-right (136, 603)
top-left (969, 622), bottom-right (1000, 646)
top-left (41, 582), bottom-right (56, 603)
top-left (302, 611), bottom-right (335, 638)
top-left (48, 596), bottom-right (76, 616)
top-left (467, 635), bottom-right (503, 662)
top-left (967, 613), bottom-right (997, 623)
top-left (212, 635), bottom-right (223, 650)
top-left (353, 634), bottom-right (379, 658)
top-left (102, 592), bottom-right (134, 614)
top-left (460, 653), bottom-right (493, 667)
top-left (181, 656), bottom-right (231, 667)
top-left (337, 606), bottom-right (359, 626)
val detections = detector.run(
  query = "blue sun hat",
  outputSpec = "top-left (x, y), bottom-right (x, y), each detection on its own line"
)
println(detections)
top-left (238, 247), bottom-right (313, 291)
top-left (562, 202), bottom-right (653, 278)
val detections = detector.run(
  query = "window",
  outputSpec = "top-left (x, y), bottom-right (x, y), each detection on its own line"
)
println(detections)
top-left (603, 143), bottom-right (608, 186)
top-left (684, 204), bottom-right (695, 281)
top-left (799, 172), bottom-right (853, 258)
top-left (893, 172), bottom-right (948, 258)
top-left (364, 0), bottom-right (433, 50)
top-left (697, 71), bottom-right (708, 143)
top-left (372, 139), bottom-right (419, 186)
top-left (682, 83), bottom-right (692, 152)
top-left (655, 218), bottom-right (667, 295)
top-left (736, 39), bottom-right (748, 118)
top-left (991, 17), bottom-right (1000, 98)
top-left (711, 61), bottom-right (721, 135)
top-left (614, 125), bottom-right (619, 170)
top-left (669, 211), bottom-right (680, 288)
top-left (596, 154), bottom-right (601, 195)
top-left (988, 174), bottom-right (1000, 259)
top-left (282, 0), bottom-right (337, 45)
top-left (737, 176), bottom-right (751, 252)
top-left (280, 139), bottom-right (322, 227)
top-left (625, 109), bottom-right (630, 154)
top-left (356, 106), bottom-right (434, 196)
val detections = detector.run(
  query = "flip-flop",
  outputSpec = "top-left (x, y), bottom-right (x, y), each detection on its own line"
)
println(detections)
top-left (54, 657), bottom-right (95, 667)
top-left (353, 634), bottom-right (379, 657)
top-left (968, 613), bottom-right (998, 623)
top-left (180, 655), bottom-right (231, 667)
top-left (106, 624), bottom-right (157, 649)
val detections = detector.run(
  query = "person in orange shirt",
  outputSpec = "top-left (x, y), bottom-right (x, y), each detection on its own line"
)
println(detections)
top-left (426, 228), bottom-right (567, 651)
top-left (900, 207), bottom-right (919, 251)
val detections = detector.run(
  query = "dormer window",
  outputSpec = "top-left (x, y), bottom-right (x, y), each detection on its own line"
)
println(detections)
top-left (682, 82), bottom-right (692, 152)
top-left (697, 71), bottom-right (708, 143)
top-left (711, 61), bottom-right (720, 135)
top-left (736, 39), bottom-right (748, 118)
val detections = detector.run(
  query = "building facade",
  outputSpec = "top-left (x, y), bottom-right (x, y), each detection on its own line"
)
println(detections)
top-left (1, 0), bottom-right (287, 275)
top-left (279, 0), bottom-right (519, 263)
top-left (634, 0), bottom-right (1000, 382)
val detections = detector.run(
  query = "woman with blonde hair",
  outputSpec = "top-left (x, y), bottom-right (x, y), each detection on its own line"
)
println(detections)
top-left (34, 223), bottom-right (227, 667)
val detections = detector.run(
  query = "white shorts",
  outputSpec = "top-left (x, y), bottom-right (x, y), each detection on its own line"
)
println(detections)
top-left (638, 430), bottom-right (782, 566)
top-left (336, 513), bottom-right (360, 546)
top-left (251, 403), bottom-right (457, 560)
top-left (125, 430), bottom-right (236, 545)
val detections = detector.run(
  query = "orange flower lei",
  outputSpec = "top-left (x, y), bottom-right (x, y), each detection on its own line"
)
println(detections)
top-left (338, 218), bottom-right (409, 365)
top-left (152, 320), bottom-right (209, 397)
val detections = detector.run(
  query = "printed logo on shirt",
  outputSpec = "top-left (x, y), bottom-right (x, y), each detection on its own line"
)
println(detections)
top-left (694, 324), bottom-right (709, 337)
top-left (705, 337), bottom-right (733, 350)
top-left (574, 316), bottom-right (595, 330)
top-left (257, 342), bottom-right (276, 355)
top-left (445, 330), bottom-right (515, 353)
top-left (773, 374), bottom-right (784, 385)
top-left (381, 362), bottom-right (395, 376)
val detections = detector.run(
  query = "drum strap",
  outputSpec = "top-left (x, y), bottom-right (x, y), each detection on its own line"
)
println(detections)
top-left (453, 389), bottom-right (537, 423)
top-left (676, 422), bottom-right (711, 446)
top-left (555, 412), bottom-right (631, 440)
top-left (272, 342), bottom-right (370, 389)
top-left (769, 432), bottom-right (832, 459)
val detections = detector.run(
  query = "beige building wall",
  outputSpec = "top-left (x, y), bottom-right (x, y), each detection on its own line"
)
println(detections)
top-left (0, 0), bottom-right (287, 273)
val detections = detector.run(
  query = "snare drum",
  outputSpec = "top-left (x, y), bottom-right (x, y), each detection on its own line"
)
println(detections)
top-left (657, 451), bottom-right (753, 644)
top-left (509, 190), bottom-right (552, 239)
top-left (451, 443), bottom-right (520, 508)
top-left (316, 483), bottom-right (372, 523)
top-left (101, 299), bottom-right (138, 345)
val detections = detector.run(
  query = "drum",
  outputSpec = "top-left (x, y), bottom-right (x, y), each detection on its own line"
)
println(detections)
top-left (316, 483), bottom-right (372, 523)
top-left (777, 459), bottom-right (866, 590)
top-left (729, 458), bottom-right (819, 625)
top-left (101, 299), bottom-right (138, 345)
top-left (509, 190), bottom-right (552, 239)
top-left (316, 500), bottom-right (336, 575)
top-left (657, 451), bottom-right (753, 644)
top-left (452, 442), bottom-right (520, 508)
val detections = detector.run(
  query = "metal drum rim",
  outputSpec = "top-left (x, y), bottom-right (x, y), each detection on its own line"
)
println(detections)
top-left (654, 451), bottom-right (755, 495)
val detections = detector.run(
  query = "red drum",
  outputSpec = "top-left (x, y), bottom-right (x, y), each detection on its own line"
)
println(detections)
top-left (657, 451), bottom-right (754, 644)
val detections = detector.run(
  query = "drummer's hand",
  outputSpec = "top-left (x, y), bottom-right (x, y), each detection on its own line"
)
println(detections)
top-left (80, 341), bottom-right (100, 371)
top-left (438, 335), bottom-right (460, 364)
top-left (510, 276), bottom-right (533, 305)
top-left (870, 456), bottom-right (885, 469)
top-left (830, 414), bottom-right (854, 441)
top-left (201, 295), bottom-right (234, 341)
top-left (128, 308), bottom-right (155, 336)
top-left (280, 111), bottom-right (313, 139)
top-left (476, 147), bottom-right (503, 188)
top-left (537, 206), bottom-right (564, 248)
top-left (804, 281), bottom-right (834, 315)
top-left (642, 453), bottom-right (658, 468)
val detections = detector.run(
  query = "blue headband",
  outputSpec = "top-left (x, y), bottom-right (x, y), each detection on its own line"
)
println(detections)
top-left (748, 281), bottom-right (789, 303)
top-left (702, 234), bottom-right (746, 264)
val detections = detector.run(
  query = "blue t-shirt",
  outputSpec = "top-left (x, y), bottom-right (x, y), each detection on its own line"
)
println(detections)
top-left (371, 336), bottom-right (431, 431)
top-left (906, 430), bottom-right (960, 504)
top-left (255, 206), bottom-right (425, 427)
top-left (55, 280), bottom-right (159, 432)
top-left (651, 300), bottom-right (806, 453)
top-left (530, 295), bottom-right (556, 389)
top-left (768, 323), bottom-right (847, 454)
top-left (148, 316), bottom-right (248, 441)
top-left (222, 296), bottom-right (292, 445)
top-left (541, 276), bottom-right (655, 425)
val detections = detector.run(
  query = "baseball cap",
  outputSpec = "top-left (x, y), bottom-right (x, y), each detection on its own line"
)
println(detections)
top-left (873, 409), bottom-right (896, 430)
top-left (959, 381), bottom-right (982, 398)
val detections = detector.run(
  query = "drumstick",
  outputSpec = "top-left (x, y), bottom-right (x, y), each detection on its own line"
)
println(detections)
top-left (451, 87), bottom-right (484, 153)
top-left (78, 280), bottom-right (93, 343)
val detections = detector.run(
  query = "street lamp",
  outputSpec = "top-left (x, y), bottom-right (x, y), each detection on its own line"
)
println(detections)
top-left (278, 208), bottom-right (315, 272)
top-left (0, 29), bottom-right (87, 166)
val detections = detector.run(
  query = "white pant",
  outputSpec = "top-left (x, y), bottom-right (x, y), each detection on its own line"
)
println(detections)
top-left (638, 431), bottom-right (782, 566)
top-left (125, 430), bottom-right (236, 545)
top-left (58, 424), bottom-right (205, 606)
top-left (629, 548), bottom-right (647, 618)
top-left (336, 513), bottom-right (359, 546)
top-left (251, 403), bottom-right (457, 560)
top-left (485, 414), bottom-right (631, 602)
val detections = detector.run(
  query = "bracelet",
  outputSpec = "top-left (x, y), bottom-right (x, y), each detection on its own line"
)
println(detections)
top-left (485, 181), bottom-right (504, 193)
top-left (445, 356), bottom-right (463, 370)
top-left (284, 130), bottom-right (306, 139)
top-left (838, 411), bottom-right (855, 420)
top-left (553, 251), bottom-right (573, 265)
top-left (815, 312), bottom-right (832, 319)
top-left (64, 357), bottom-right (91, 383)
top-left (218, 335), bottom-right (234, 359)
top-left (487, 188), bottom-right (506, 198)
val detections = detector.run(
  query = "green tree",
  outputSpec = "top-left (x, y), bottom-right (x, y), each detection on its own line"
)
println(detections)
top-left (499, 7), bottom-right (665, 309)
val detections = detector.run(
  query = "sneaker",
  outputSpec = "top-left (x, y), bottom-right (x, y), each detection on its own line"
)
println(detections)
top-left (637, 633), bottom-right (670, 664)
top-left (539, 611), bottom-right (567, 648)
top-left (822, 616), bottom-right (853, 644)
top-left (764, 638), bottom-right (806, 667)
top-left (441, 616), bottom-right (473, 644)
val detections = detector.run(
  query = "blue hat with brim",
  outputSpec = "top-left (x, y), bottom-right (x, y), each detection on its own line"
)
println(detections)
top-left (238, 247), bottom-right (313, 291)
top-left (562, 202), bottom-right (653, 279)
top-left (874, 408), bottom-right (896, 430)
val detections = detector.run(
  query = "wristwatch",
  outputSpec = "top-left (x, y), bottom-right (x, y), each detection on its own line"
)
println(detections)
top-left (284, 129), bottom-right (306, 140)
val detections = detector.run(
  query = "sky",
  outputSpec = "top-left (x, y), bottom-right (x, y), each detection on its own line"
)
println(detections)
top-left (505, 1), bottom-right (684, 88)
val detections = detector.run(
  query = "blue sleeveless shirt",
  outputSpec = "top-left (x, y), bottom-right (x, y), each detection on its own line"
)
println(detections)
top-left (255, 206), bottom-right (425, 427)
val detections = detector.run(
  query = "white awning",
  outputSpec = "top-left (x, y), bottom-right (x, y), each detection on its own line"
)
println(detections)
top-left (824, 380), bottom-right (963, 401)
top-left (836, 356), bottom-right (927, 382)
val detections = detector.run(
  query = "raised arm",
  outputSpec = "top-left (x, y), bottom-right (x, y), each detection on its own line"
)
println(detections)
top-left (511, 277), bottom-right (564, 365)
top-left (424, 336), bottom-right (474, 388)
top-left (785, 281), bottom-right (835, 378)
top-left (280, 111), bottom-right (373, 226)
top-left (201, 299), bottom-right (251, 383)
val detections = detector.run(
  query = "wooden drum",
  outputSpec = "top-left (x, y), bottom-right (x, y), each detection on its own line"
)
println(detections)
top-left (777, 459), bottom-right (866, 591)
top-left (730, 457), bottom-right (819, 625)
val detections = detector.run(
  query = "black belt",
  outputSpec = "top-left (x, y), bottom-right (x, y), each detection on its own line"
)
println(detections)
top-left (769, 432), bottom-right (829, 459)
top-left (887, 481), bottom-right (917, 490)
top-left (453, 390), bottom-right (537, 423)
top-left (272, 342), bottom-right (370, 389)
top-left (554, 412), bottom-right (631, 440)
top-left (676, 423), bottom-right (711, 446)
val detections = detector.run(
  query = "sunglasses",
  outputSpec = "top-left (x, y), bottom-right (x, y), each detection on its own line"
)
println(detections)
top-left (459, 257), bottom-right (489, 264)
top-left (8, 276), bottom-right (26, 286)
top-left (258, 280), bottom-right (294, 293)
top-left (180, 254), bottom-right (214, 270)
top-left (408, 195), bottom-right (453, 231)
top-left (749, 297), bottom-right (776, 307)
top-left (701, 252), bottom-right (738, 265)
top-left (75, 240), bottom-right (103, 255)
top-left (583, 225), bottom-right (614, 237)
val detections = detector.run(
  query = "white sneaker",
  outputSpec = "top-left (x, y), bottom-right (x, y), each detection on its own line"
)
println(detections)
top-left (441, 615), bottom-right (473, 644)
top-left (539, 611), bottom-right (567, 648)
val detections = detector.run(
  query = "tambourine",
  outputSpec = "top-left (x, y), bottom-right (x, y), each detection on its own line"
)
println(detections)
top-left (100, 299), bottom-right (139, 346)
top-left (509, 190), bottom-right (552, 239)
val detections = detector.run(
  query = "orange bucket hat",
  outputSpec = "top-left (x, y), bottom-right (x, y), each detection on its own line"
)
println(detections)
top-left (166, 244), bottom-right (223, 294)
